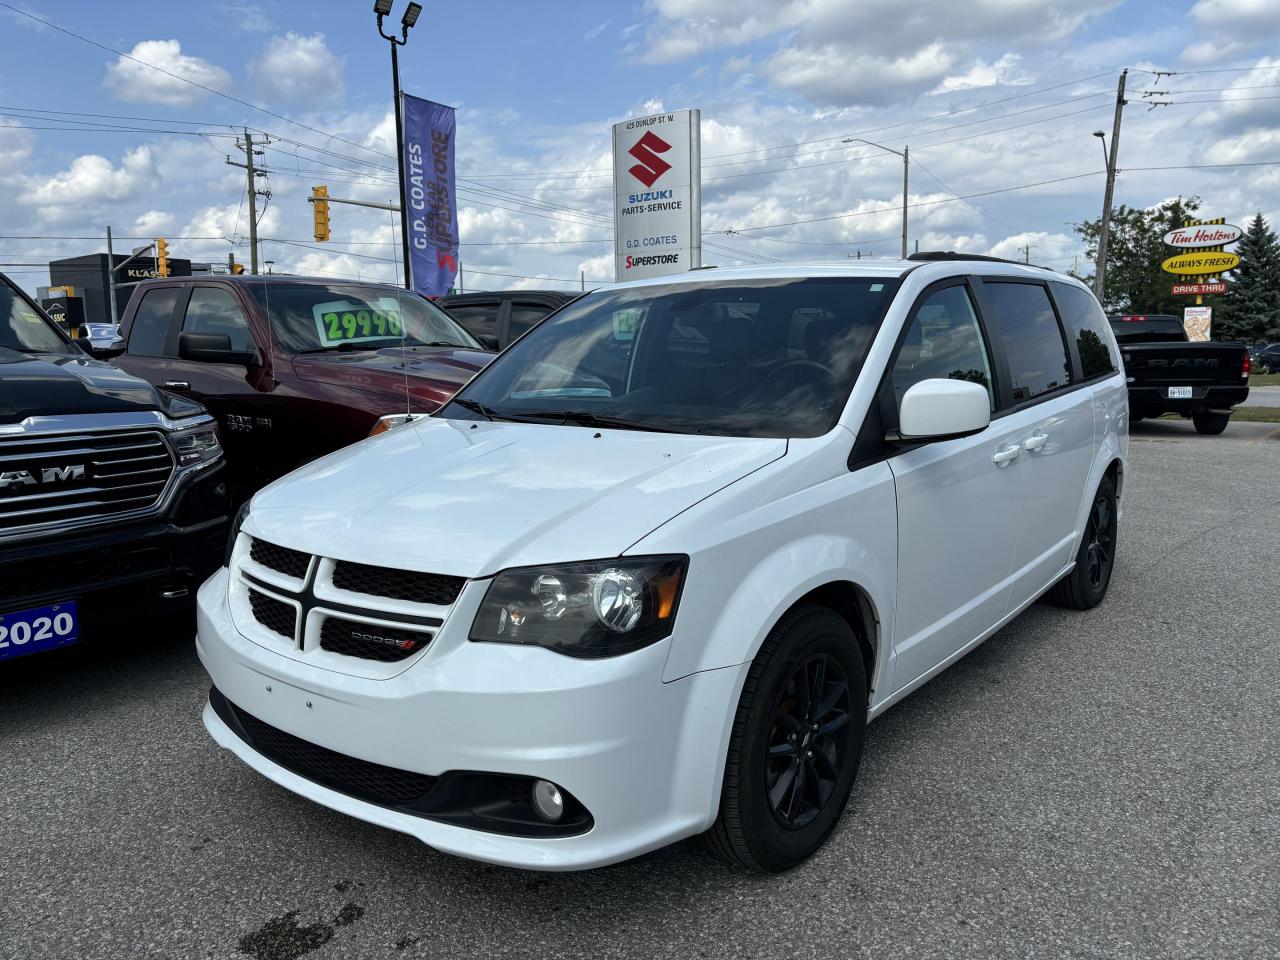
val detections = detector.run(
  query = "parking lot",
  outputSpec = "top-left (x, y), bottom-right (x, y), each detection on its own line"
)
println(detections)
top-left (2, 418), bottom-right (1277, 960)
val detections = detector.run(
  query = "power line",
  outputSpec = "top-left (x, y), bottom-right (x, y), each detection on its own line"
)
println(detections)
top-left (720, 171), bottom-right (1105, 234)
top-left (907, 153), bottom-right (1021, 233)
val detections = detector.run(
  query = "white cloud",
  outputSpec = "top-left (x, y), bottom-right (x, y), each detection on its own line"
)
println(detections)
top-left (1182, 0), bottom-right (1280, 64)
top-left (0, 120), bottom-right (35, 171)
top-left (584, 20), bottom-right (611, 41)
top-left (765, 42), bottom-right (955, 106)
top-left (250, 32), bottom-right (345, 106)
top-left (103, 40), bottom-right (231, 107)
top-left (21, 146), bottom-right (158, 208)
top-left (220, 2), bottom-right (273, 32)
top-left (134, 210), bottom-right (175, 234)
top-left (932, 54), bottom-right (1033, 94)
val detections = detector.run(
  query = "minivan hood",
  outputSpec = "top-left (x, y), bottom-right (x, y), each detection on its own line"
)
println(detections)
top-left (0, 347), bottom-right (167, 424)
top-left (248, 417), bottom-right (786, 578)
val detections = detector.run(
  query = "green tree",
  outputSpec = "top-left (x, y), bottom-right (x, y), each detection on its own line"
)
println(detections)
top-left (1221, 213), bottom-right (1280, 342)
top-left (1075, 196), bottom-right (1201, 314)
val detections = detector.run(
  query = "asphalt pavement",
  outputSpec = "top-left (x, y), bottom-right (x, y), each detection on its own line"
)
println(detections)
top-left (1241, 384), bottom-right (1280, 407)
top-left (2, 419), bottom-right (1277, 960)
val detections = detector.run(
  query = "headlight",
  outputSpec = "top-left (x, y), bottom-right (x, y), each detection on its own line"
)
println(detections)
top-left (469, 556), bottom-right (688, 659)
top-left (170, 422), bottom-right (223, 466)
top-left (225, 501), bottom-right (250, 567)
top-left (369, 413), bottom-right (421, 438)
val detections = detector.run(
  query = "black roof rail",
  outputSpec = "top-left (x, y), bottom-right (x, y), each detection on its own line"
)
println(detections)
top-left (907, 251), bottom-right (1029, 266)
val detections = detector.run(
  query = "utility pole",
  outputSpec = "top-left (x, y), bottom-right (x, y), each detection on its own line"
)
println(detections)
top-left (106, 226), bottom-right (118, 325)
top-left (227, 129), bottom-right (270, 274)
top-left (1093, 69), bottom-right (1127, 302)
top-left (1022, 244), bottom-right (1031, 264)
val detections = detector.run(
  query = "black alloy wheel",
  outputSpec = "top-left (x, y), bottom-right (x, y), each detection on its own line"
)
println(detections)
top-left (1048, 475), bottom-right (1118, 610)
top-left (766, 653), bottom-right (851, 830)
top-left (1084, 492), bottom-right (1114, 590)
top-left (705, 605), bottom-right (867, 872)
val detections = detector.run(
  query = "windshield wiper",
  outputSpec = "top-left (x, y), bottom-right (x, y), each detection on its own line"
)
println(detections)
top-left (296, 342), bottom-right (386, 354)
top-left (525, 410), bottom-right (695, 434)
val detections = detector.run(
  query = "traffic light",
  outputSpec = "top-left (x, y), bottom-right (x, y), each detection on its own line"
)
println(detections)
top-left (229, 258), bottom-right (245, 275)
top-left (312, 185), bottom-right (330, 242)
top-left (156, 237), bottom-right (169, 277)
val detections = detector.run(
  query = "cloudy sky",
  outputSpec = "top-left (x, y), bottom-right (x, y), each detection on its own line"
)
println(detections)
top-left (1, 0), bottom-right (1278, 296)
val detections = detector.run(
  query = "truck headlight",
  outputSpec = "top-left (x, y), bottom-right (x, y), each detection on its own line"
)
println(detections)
top-left (170, 423), bottom-right (223, 466)
top-left (469, 556), bottom-right (688, 659)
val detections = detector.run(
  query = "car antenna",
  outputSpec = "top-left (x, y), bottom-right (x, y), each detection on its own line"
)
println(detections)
top-left (389, 204), bottom-right (411, 420)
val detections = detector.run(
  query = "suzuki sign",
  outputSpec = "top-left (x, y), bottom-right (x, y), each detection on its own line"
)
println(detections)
top-left (612, 109), bottom-right (701, 281)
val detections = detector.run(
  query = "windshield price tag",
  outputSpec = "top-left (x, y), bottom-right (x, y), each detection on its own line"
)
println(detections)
top-left (312, 298), bottom-right (404, 347)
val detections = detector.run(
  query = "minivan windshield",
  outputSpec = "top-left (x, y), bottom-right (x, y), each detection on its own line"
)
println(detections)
top-left (443, 277), bottom-right (896, 438)
top-left (1, 279), bottom-right (70, 354)
top-left (248, 282), bottom-right (480, 354)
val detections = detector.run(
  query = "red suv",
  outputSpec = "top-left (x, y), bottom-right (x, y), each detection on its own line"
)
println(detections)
top-left (111, 276), bottom-right (492, 503)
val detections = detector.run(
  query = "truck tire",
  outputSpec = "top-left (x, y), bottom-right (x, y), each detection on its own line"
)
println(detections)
top-left (1192, 411), bottom-right (1229, 435)
top-left (1048, 476), bottom-right (1117, 610)
top-left (704, 605), bottom-right (867, 873)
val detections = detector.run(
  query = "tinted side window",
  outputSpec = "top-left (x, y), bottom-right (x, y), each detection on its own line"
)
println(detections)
top-left (891, 285), bottom-right (994, 410)
top-left (181, 287), bottom-right (253, 353)
top-left (509, 302), bottom-right (553, 339)
top-left (1051, 282), bottom-right (1117, 379)
top-left (982, 282), bottom-right (1071, 402)
top-left (444, 303), bottom-right (500, 342)
top-left (126, 288), bottom-right (179, 357)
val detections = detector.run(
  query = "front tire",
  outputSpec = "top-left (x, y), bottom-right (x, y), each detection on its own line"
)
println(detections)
top-left (1048, 476), bottom-right (1118, 610)
top-left (1192, 411), bottom-right (1230, 435)
top-left (705, 606), bottom-right (867, 873)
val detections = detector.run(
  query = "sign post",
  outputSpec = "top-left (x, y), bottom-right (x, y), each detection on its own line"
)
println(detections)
top-left (612, 109), bottom-right (701, 281)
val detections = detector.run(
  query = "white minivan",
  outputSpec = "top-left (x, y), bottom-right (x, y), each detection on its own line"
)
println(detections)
top-left (198, 257), bottom-right (1127, 872)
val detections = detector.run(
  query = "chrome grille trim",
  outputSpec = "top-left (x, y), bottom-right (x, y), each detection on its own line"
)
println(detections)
top-left (0, 413), bottom-right (221, 544)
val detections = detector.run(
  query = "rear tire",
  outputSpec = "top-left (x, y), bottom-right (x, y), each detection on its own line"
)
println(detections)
top-left (704, 606), bottom-right (867, 873)
top-left (1192, 411), bottom-right (1230, 435)
top-left (1048, 477), bottom-right (1117, 610)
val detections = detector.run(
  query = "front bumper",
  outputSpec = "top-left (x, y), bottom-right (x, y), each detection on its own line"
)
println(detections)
top-left (0, 463), bottom-right (228, 635)
top-left (196, 568), bottom-right (746, 870)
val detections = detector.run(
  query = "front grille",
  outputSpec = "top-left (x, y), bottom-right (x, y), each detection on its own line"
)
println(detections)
top-left (249, 537), bottom-right (310, 579)
top-left (331, 560), bottom-right (465, 605)
top-left (212, 687), bottom-right (438, 808)
top-left (0, 430), bottom-right (174, 533)
top-left (248, 588), bottom-right (296, 641)
top-left (319, 616), bottom-right (432, 663)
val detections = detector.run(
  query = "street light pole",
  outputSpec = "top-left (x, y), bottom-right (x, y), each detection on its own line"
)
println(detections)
top-left (375, 1), bottom-right (422, 291)
top-left (843, 138), bottom-right (909, 258)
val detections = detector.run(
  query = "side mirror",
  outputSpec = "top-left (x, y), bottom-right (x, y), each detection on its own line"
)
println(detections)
top-left (479, 334), bottom-right (500, 351)
top-left (898, 378), bottom-right (991, 440)
top-left (178, 331), bottom-right (257, 366)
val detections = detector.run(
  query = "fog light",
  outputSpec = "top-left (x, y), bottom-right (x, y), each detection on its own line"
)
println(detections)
top-left (530, 779), bottom-right (565, 823)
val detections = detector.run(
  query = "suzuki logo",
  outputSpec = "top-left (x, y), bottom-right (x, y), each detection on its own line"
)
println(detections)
top-left (0, 464), bottom-right (85, 491)
top-left (628, 131), bottom-right (672, 188)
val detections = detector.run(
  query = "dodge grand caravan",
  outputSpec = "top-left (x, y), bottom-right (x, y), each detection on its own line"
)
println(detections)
top-left (197, 257), bottom-right (1128, 872)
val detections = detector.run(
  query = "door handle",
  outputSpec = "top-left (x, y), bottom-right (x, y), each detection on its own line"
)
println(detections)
top-left (162, 380), bottom-right (190, 390)
top-left (992, 444), bottom-right (1020, 466)
top-left (1024, 432), bottom-right (1049, 452)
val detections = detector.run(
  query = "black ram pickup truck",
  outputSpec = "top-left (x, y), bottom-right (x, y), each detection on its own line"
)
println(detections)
top-left (1109, 314), bottom-right (1250, 434)
top-left (1, 272), bottom-right (229, 663)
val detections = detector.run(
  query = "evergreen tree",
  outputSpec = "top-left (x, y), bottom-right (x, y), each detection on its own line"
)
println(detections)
top-left (1222, 213), bottom-right (1280, 342)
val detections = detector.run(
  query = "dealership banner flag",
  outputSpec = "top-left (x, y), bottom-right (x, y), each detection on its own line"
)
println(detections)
top-left (402, 94), bottom-right (458, 296)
